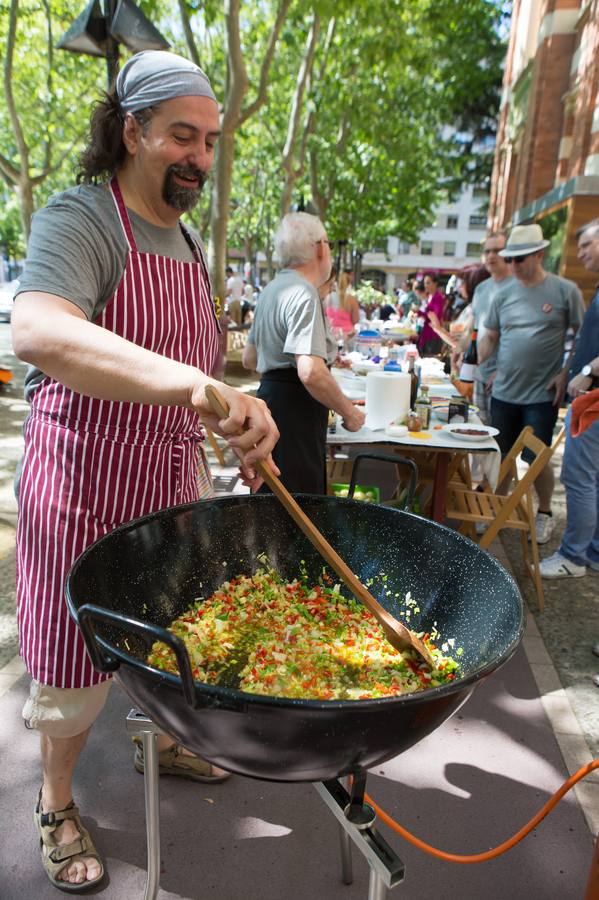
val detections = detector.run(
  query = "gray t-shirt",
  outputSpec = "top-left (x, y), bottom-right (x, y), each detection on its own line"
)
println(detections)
top-left (248, 268), bottom-right (337, 372)
top-left (471, 275), bottom-right (516, 384)
top-left (16, 183), bottom-right (208, 399)
top-left (485, 272), bottom-right (584, 404)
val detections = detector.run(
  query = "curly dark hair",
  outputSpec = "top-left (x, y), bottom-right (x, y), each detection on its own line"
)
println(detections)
top-left (77, 87), bottom-right (160, 183)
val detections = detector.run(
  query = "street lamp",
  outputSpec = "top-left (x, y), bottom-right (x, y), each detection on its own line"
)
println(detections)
top-left (57, 0), bottom-right (170, 87)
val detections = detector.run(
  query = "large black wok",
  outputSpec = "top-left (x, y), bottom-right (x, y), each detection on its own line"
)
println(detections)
top-left (66, 494), bottom-right (524, 783)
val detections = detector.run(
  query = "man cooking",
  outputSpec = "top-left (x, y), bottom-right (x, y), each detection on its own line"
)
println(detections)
top-left (242, 212), bottom-right (365, 493)
top-left (11, 50), bottom-right (279, 891)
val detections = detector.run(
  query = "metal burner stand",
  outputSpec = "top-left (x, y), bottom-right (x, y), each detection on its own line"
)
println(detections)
top-left (127, 709), bottom-right (406, 900)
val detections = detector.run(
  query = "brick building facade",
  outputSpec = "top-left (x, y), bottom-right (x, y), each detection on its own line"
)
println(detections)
top-left (489, 0), bottom-right (599, 300)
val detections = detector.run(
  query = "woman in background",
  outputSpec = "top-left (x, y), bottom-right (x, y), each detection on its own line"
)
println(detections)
top-left (417, 272), bottom-right (446, 356)
top-left (325, 269), bottom-right (360, 337)
top-left (428, 264), bottom-right (490, 351)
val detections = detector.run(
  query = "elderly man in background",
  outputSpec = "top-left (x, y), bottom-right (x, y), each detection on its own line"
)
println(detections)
top-left (243, 213), bottom-right (365, 493)
top-left (478, 224), bottom-right (584, 544)
top-left (540, 218), bottom-right (599, 579)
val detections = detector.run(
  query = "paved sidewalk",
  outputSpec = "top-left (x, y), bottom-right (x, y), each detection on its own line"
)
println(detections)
top-left (0, 332), bottom-right (597, 898)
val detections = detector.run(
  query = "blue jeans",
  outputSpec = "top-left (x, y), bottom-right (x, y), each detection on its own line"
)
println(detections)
top-left (490, 397), bottom-right (558, 463)
top-left (559, 408), bottom-right (599, 567)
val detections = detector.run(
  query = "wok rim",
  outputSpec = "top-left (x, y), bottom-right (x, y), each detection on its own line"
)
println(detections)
top-left (66, 494), bottom-right (525, 711)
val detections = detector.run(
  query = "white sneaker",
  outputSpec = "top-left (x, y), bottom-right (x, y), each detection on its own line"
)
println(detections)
top-left (534, 512), bottom-right (555, 545)
top-left (539, 551), bottom-right (586, 579)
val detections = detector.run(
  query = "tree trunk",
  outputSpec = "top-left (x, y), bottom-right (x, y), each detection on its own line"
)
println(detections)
top-left (209, 128), bottom-right (237, 303)
top-left (279, 16), bottom-right (320, 217)
top-left (17, 177), bottom-right (34, 243)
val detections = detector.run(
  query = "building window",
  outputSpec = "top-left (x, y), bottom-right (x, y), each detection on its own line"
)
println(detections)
top-left (469, 215), bottom-right (487, 229)
top-left (444, 241), bottom-right (456, 256)
top-left (472, 185), bottom-right (488, 199)
top-left (420, 241), bottom-right (433, 255)
top-left (447, 215), bottom-right (458, 229)
top-left (398, 241), bottom-right (411, 254)
top-left (466, 242), bottom-right (482, 257)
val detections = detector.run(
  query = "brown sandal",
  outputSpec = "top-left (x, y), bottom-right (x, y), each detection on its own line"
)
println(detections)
top-left (133, 737), bottom-right (231, 783)
top-left (34, 789), bottom-right (105, 893)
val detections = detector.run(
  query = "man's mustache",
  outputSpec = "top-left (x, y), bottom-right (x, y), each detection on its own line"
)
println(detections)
top-left (168, 164), bottom-right (208, 188)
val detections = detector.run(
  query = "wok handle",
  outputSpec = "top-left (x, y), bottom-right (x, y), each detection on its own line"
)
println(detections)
top-left (77, 604), bottom-right (198, 709)
top-left (348, 453), bottom-right (418, 510)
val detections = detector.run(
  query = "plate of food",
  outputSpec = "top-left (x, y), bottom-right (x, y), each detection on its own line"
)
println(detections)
top-left (442, 424), bottom-right (499, 443)
top-left (351, 359), bottom-right (381, 376)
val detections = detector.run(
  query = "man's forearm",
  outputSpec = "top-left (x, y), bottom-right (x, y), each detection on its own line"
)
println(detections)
top-left (296, 357), bottom-right (356, 419)
top-left (12, 292), bottom-right (203, 409)
top-left (477, 331), bottom-right (498, 363)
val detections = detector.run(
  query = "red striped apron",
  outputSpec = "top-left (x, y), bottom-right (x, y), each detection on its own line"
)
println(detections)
top-left (15, 178), bottom-right (220, 688)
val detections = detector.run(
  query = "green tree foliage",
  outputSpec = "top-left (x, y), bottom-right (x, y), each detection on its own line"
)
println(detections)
top-left (0, 0), bottom-right (505, 272)
top-left (0, 0), bottom-right (105, 239)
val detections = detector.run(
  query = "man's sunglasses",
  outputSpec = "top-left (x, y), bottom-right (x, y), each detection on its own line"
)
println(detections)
top-left (503, 251), bottom-right (536, 264)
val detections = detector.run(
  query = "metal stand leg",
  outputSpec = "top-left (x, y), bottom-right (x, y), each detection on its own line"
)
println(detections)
top-left (315, 778), bottom-right (405, 897)
top-left (141, 731), bottom-right (161, 900)
top-left (339, 824), bottom-right (353, 884)
top-left (339, 775), bottom-right (353, 884)
top-left (126, 710), bottom-right (165, 900)
top-left (368, 865), bottom-right (388, 900)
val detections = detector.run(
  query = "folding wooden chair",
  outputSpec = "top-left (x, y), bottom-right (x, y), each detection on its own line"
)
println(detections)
top-left (444, 425), bottom-right (566, 611)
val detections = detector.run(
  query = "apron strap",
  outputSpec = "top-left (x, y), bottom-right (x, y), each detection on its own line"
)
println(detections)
top-left (109, 176), bottom-right (138, 252)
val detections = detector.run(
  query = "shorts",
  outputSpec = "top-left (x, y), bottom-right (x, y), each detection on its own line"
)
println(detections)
top-left (23, 678), bottom-right (112, 739)
top-left (490, 397), bottom-right (559, 464)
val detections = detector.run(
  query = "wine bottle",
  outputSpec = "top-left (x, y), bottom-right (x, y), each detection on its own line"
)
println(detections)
top-left (407, 351), bottom-right (419, 408)
top-left (459, 328), bottom-right (478, 383)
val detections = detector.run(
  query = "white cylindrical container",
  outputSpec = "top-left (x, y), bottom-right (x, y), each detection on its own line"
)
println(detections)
top-left (365, 371), bottom-right (411, 430)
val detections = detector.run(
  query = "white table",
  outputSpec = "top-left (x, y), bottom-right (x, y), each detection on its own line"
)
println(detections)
top-left (328, 366), bottom-right (500, 521)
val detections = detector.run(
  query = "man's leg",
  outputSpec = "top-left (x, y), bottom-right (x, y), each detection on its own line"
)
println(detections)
top-left (40, 729), bottom-right (101, 885)
top-left (520, 402), bottom-right (560, 544)
top-left (559, 414), bottom-right (599, 567)
top-left (534, 459), bottom-right (555, 510)
top-left (25, 679), bottom-right (111, 885)
top-left (490, 397), bottom-right (522, 494)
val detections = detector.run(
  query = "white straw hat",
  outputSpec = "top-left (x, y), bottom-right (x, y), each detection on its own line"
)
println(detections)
top-left (499, 224), bottom-right (550, 257)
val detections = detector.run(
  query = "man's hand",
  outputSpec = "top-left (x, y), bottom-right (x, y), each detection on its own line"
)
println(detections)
top-left (235, 450), bottom-right (280, 493)
top-left (546, 370), bottom-right (568, 406)
top-left (194, 381), bottom-right (280, 470)
top-left (341, 406), bottom-right (366, 432)
top-left (485, 371), bottom-right (497, 391)
top-left (567, 372), bottom-right (592, 399)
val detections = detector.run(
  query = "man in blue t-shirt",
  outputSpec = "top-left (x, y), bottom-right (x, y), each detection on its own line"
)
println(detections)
top-left (540, 218), bottom-right (599, 580)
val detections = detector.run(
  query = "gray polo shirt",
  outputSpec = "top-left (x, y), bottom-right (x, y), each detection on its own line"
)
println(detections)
top-left (485, 272), bottom-right (584, 404)
top-left (471, 275), bottom-right (516, 384)
top-left (16, 183), bottom-right (208, 400)
top-left (247, 268), bottom-right (337, 373)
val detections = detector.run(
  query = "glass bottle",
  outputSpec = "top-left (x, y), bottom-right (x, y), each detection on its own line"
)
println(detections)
top-left (407, 351), bottom-right (419, 408)
top-left (459, 328), bottom-right (478, 383)
top-left (415, 384), bottom-right (432, 430)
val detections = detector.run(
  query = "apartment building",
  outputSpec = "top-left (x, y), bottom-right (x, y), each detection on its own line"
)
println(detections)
top-left (489, 0), bottom-right (599, 300)
top-left (360, 185), bottom-right (488, 292)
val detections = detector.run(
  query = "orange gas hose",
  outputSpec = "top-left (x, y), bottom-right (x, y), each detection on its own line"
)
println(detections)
top-left (362, 759), bottom-right (599, 863)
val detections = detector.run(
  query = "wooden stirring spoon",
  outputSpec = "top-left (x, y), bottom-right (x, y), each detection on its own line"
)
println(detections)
top-left (204, 385), bottom-right (434, 668)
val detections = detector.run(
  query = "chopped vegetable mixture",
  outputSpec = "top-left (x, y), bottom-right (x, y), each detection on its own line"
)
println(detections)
top-left (147, 567), bottom-right (460, 700)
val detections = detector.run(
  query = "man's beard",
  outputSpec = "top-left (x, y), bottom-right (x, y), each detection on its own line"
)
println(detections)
top-left (163, 164), bottom-right (208, 212)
